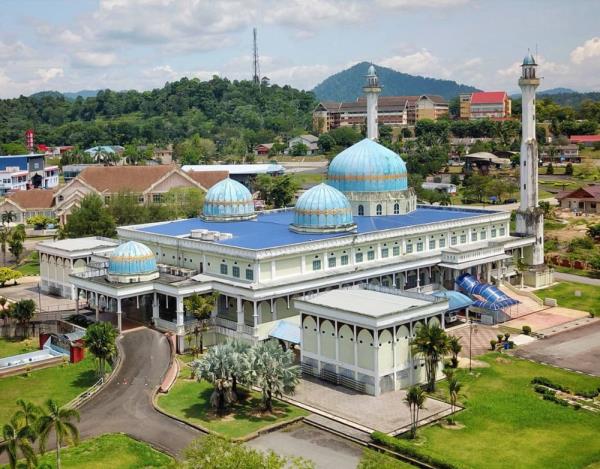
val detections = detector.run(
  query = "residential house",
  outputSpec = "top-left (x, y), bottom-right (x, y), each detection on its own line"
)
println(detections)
top-left (556, 185), bottom-right (600, 213)
top-left (569, 135), bottom-right (600, 147)
top-left (540, 145), bottom-right (580, 163)
top-left (0, 169), bottom-right (28, 195)
top-left (287, 135), bottom-right (319, 155)
top-left (152, 145), bottom-right (173, 165)
top-left (254, 143), bottom-right (274, 156)
top-left (0, 189), bottom-right (56, 224)
top-left (460, 91), bottom-right (512, 120)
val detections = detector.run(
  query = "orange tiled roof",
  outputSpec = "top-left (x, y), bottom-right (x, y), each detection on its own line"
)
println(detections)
top-left (7, 189), bottom-right (55, 209)
top-left (187, 170), bottom-right (229, 189)
top-left (78, 164), bottom-right (183, 193)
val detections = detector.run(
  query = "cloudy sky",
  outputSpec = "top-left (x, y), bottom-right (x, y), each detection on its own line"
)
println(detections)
top-left (1, 0), bottom-right (599, 98)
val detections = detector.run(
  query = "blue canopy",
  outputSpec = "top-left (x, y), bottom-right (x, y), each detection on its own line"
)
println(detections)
top-left (432, 290), bottom-right (473, 312)
top-left (268, 320), bottom-right (301, 344)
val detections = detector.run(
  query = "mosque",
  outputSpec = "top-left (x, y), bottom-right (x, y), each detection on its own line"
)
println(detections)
top-left (38, 61), bottom-right (551, 370)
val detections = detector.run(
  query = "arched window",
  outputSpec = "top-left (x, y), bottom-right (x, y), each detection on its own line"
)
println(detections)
top-left (376, 204), bottom-right (382, 216)
top-left (393, 203), bottom-right (399, 214)
top-left (358, 205), bottom-right (364, 216)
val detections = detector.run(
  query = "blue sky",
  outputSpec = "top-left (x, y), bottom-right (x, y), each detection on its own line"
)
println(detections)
top-left (1, 0), bottom-right (599, 98)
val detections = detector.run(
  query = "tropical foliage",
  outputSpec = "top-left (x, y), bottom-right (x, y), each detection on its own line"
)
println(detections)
top-left (404, 385), bottom-right (427, 439)
top-left (410, 323), bottom-right (450, 392)
top-left (61, 194), bottom-right (117, 239)
top-left (183, 293), bottom-right (218, 355)
top-left (38, 399), bottom-right (80, 469)
top-left (83, 321), bottom-right (118, 377)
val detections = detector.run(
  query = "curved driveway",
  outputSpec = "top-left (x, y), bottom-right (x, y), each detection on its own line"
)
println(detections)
top-left (77, 328), bottom-right (201, 456)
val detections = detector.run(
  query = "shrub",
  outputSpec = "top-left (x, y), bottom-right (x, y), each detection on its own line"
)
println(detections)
top-left (496, 334), bottom-right (504, 343)
top-left (531, 377), bottom-right (570, 393)
top-left (490, 339), bottom-right (497, 350)
top-left (522, 325), bottom-right (532, 335)
top-left (574, 403), bottom-right (582, 410)
top-left (67, 314), bottom-right (93, 328)
top-left (575, 389), bottom-right (599, 399)
top-left (371, 432), bottom-right (460, 469)
top-left (533, 384), bottom-right (547, 394)
top-left (504, 333), bottom-right (510, 341)
top-left (565, 163), bottom-right (574, 176)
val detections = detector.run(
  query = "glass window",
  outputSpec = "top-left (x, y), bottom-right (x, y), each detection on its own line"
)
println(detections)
top-left (429, 239), bottom-right (436, 250)
top-left (358, 205), bottom-right (364, 216)
top-left (460, 234), bottom-right (467, 243)
top-left (471, 232), bottom-right (477, 242)
top-left (491, 228), bottom-right (497, 238)
top-left (367, 250), bottom-right (375, 260)
top-left (153, 194), bottom-right (163, 203)
top-left (393, 246), bottom-right (400, 256)
top-left (355, 252), bottom-right (363, 263)
top-left (376, 204), bottom-right (382, 215)
top-left (439, 238), bottom-right (446, 248)
top-left (245, 269), bottom-right (254, 280)
top-left (232, 266), bottom-right (240, 278)
top-left (416, 242), bottom-right (424, 252)
top-left (499, 227), bottom-right (506, 236)
top-left (481, 231), bottom-right (487, 240)
top-left (220, 264), bottom-right (228, 275)
top-left (312, 260), bottom-right (322, 271)
top-left (341, 255), bottom-right (349, 265)
top-left (406, 244), bottom-right (413, 254)
top-left (328, 257), bottom-right (336, 268)
top-left (394, 203), bottom-right (400, 215)
top-left (381, 248), bottom-right (389, 258)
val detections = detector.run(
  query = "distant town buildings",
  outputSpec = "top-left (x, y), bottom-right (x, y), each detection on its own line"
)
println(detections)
top-left (539, 144), bottom-right (580, 163)
top-left (557, 185), bottom-right (600, 214)
top-left (313, 95), bottom-right (449, 133)
top-left (569, 135), bottom-right (600, 146)
top-left (0, 153), bottom-right (58, 194)
top-left (460, 91), bottom-right (511, 120)
top-left (254, 143), bottom-right (274, 156)
top-left (287, 135), bottom-right (319, 155)
top-left (182, 163), bottom-right (283, 188)
top-left (0, 189), bottom-right (56, 224)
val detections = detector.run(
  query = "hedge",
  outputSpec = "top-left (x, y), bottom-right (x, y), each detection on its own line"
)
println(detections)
top-left (371, 431), bottom-right (460, 469)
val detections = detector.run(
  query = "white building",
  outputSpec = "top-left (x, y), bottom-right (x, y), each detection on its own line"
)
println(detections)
top-left (287, 135), bottom-right (319, 155)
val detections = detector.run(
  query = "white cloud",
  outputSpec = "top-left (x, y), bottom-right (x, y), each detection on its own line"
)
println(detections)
top-left (570, 37), bottom-right (600, 64)
top-left (0, 41), bottom-right (31, 60)
top-left (379, 49), bottom-right (450, 77)
top-left (73, 51), bottom-right (118, 68)
top-left (377, 0), bottom-right (470, 8)
top-left (267, 64), bottom-right (337, 89)
top-left (36, 68), bottom-right (64, 82)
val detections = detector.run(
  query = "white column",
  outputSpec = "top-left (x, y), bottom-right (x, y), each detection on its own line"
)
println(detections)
top-left (236, 297), bottom-right (244, 332)
top-left (416, 268), bottom-right (421, 291)
top-left (116, 298), bottom-right (122, 332)
top-left (373, 328), bottom-right (380, 396)
top-left (316, 316), bottom-right (321, 373)
top-left (75, 288), bottom-right (79, 314)
top-left (392, 326), bottom-right (397, 390)
top-left (353, 324), bottom-right (358, 379)
top-left (176, 296), bottom-right (185, 352)
top-left (152, 292), bottom-right (159, 320)
top-left (95, 292), bottom-right (99, 322)
top-left (253, 301), bottom-right (258, 327)
top-left (334, 320), bottom-right (339, 374)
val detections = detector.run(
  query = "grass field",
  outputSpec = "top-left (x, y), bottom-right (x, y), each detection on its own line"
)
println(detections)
top-left (0, 337), bottom-right (38, 358)
top-left (290, 172), bottom-right (325, 188)
top-left (360, 448), bottom-right (417, 468)
top-left (536, 280), bottom-right (600, 315)
top-left (14, 259), bottom-right (40, 276)
top-left (0, 354), bottom-right (97, 425)
top-left (157, 375), bottom-right (308, 439)
top-left (2, 433), bottom-right (173, 469)
top-left (411, 354), bottom-right (600, 469)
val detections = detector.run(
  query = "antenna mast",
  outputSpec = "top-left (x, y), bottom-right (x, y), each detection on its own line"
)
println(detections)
top-left (252, 27), bottom-right (260, 87)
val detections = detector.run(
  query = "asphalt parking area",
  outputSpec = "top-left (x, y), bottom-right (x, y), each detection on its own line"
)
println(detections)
top-left (515, 320), bottom-right (600, 376)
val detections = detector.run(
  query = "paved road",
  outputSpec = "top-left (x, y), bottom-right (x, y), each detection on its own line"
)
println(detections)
top-left (515, 321), bottom-right (600, 376)
top-left (554, 271), bottom-right (600, 286)
top-left (77, 328), bottom-right (201, 456)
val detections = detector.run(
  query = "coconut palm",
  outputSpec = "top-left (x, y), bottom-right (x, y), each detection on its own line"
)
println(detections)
top-left (0, 416), bottom-right (38, 469)
top-left (83, 321), bottom-right (118, 377)
top-left (448, 335), bottom-right (462, 368)
top-left (14, 399), bottom-right (41, 431)
top-left (184, 293), bottom-right (218, 354)
top-left (1, 211), bottom-right (16, 225)
top-left (192, 343), bottom-right (236, 414)
top-left (37, 399), bottom-right (80, 469)
top-left (249, 339), bottom-right (300, 412)
top-left (404, 385), bottom-right (426, 439)
top-left (410, 323), bottom-right (450, 392)
top-left (447, 375), bottom-right (462, 423)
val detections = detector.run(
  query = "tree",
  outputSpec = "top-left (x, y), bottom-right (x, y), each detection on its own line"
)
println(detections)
top-left (1, 211), bottom-right (16, 225)
top-left (318, 134), bottom-right (336, 152)
top-left (447, 375), bottom-right (462, 423)
top-left (163, 187), bottom-right (205, 219)
top-left (546, 162), bottom-right (554, 175)
top-left (62, 194), bottom-right (116, 239)
top-left (565, 162), bottom-right (574, 176)
top-left (0, 267), bottom-right (22, 287)
top-left (404, 385), bottom-right (426, 439)
top-left (249, 340), bottom-right (300, 412)
top-left (38, 399), bottom-right (80, 469)
top-left (0, 227), bottom-right (10, 264)
top-left (26, 214), bottom-right (56, 229)
top-left (229, 340), bottom-right (252, 398)
top-left (83, 321), bottom-right (118, 377)
top-left (184, 293), bottom-right (218, 354)
top-left (10, 299), bottom-right (36, 337)
top-left (8, 237), bottom-right (23, 264)
top-left (255, 174), bottom-right (299, 208)
top-left (182, 435), bottom-right (313, 469)
top-left (328, 127), bottom-right (361, 148)
top-left (106, 192), bottom-right (149, 226)
top-left (448, 336), bottom-right (462, 368)
top-left (192, 344), bottom-right (235, 414)
top-left (174, 134), bottom-right (217, 165)
top-left (587, 223), bottom-right (600, 241)
top-left (410, 323), bottom-right (450, 392)
top-left (0, 416), bottom-right (38, 469)
top-left (290, 142), bottom-right (308, 156)
top-left (14, 399), bottom-right (41, 430)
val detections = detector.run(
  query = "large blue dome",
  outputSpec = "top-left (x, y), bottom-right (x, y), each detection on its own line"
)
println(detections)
top-left (202, 178), bottom-right (255, 220)
top-left (108, 241), bottom-right (157, 277)
top-left (328, 138), bottom-right (408, 193)
top-left (290, 183), bottom-right (355, 233)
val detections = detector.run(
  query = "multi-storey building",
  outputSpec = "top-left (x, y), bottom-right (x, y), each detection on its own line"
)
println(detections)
top-left (459, 91), bottom-right (512, 120)
top-left (0, 154), bottom-right (59, 192)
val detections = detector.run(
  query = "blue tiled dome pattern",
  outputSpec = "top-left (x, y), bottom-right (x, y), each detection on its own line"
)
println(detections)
top-left (293, 183), bottom-right (354, 229)
top-left (203, 178), bottom-right (254, 218)
top-left (108, 241), bottom-right (157, 276)
top-left (523, 54), bottom-right (536, 65)
top-left (328, 138), bottom-right (408, 193)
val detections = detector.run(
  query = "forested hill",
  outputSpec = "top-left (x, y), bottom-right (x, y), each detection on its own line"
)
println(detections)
top-left (0, 77), bottom-right (316, 148)
top-left (312, 62), bottom-right (479, 102)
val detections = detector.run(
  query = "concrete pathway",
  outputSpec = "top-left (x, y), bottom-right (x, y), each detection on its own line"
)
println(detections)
top-left (554, 272), bottom-right (600, 286)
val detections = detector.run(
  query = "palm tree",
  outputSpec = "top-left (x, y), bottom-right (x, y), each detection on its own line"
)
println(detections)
top-left (405, 385), bottom-right (426, 439)
top-left (410, 323), bottom-right (450, 392)
top-left (14, 399), bottom-right (41, 431)
top-left (447, 376), bottom-right (462, 424)
top-left (37, 399), bottom-right (80, 469)
top-left (0, 417), bottom-right (38, 469)
top-left (192, 344), bottom-right (235, 415)
top-left (249, 340), bottom-right (300, 412)
top-left (1, 211), bottom-right (16, 225)
top-left (83, 322), bottom-right (118, 377)
top-left (184, 293), bottom-right (218, 354)
top-left (448, 336), bottom-right (462, 368)
top-left (228, 340), bottom-right (251, 398)
top-left (0, 227), bottom-right (10, 264)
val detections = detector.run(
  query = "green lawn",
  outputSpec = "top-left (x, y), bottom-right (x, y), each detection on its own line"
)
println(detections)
top-left (290, 172), bottom-right (326, 188)
top-left (2, 433), bottom-right (173, 469)
top-left (360, 449), bottom-right (417, 468)
top-left (14, 260), bottom-right (40, 276)
top-left (157, 376), bottom-right (308, 439)
top-left (409, 354), bottom-right (600, 469)
top-left (0, 337), bottom-right (38, 358)
top-left (0, 354), bottom-right (98, 425)
top-left (537, 280), bottom-right (600, 315)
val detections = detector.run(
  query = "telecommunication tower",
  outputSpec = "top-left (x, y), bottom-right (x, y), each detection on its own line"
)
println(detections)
top-left (252, 27), bottom-right (260, 86)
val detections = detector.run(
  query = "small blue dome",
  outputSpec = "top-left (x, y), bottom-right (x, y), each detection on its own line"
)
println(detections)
top-left (203, 178), bottom-right (255, 220)
top-left (292, 183), bottom-right (354, 232)
top-left (108, 241), bottom-right (157, 276)
top-left (328, 138), bottom-right (408, 193)
top-left (522, 54), bottom-right (536, 66)
top-left (367, 64), bottom-right (376, 76)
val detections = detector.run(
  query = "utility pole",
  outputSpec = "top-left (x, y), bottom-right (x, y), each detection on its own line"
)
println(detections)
top-left (252, 27), bottom-right (260, 87)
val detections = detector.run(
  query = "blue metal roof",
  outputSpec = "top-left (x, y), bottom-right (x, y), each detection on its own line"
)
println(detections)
top-left (432, 290), bottom-right (473, 312)
top-left (328, 138), bottom-right (408, 193)
top-left (292, 183), bottom-right (353, 230)
top-left (84, 146), bottom-right (116, 154)
top-left (269, 320), bottom-right (301, 344)
top-left (135, 206), bottom-right (495, 250)
top-left (108, 240), bottom-right (158, 276)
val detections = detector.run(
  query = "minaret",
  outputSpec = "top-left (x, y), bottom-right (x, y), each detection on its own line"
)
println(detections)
top-left (363, 64), bottom-right (381, 140)
top-left (515, 53), bottom-right (544, 266)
